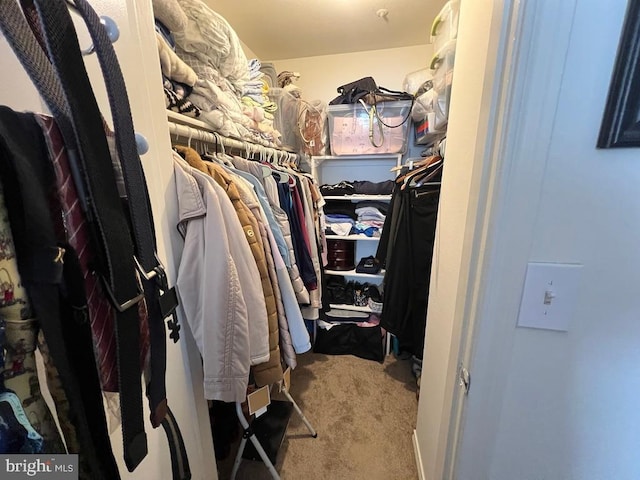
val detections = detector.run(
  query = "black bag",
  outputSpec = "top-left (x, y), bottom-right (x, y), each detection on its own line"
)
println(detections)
top-left (313, 323), bottom-right (384, 363)
top-left (329, 76), bottom-right (378, 105)
top-left (330, 76), bottom-right (413, 105)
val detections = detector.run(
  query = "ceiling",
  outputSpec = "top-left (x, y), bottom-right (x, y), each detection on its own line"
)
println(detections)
top-left (204, 0), bottom-right (447, 60)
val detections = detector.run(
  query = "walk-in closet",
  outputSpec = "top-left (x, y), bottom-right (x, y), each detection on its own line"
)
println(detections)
top-left (0, 0), bottom-right (502, 479)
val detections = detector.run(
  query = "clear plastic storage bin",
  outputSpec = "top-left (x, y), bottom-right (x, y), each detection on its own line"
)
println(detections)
top-left (269, 87), bottom-right (302, 152)
top-left (414, 114), bottom-right (448, 145)
top-left (430, 39), bottom-right (456, 94)
top-left (430, 0), bottom-right (460, 54)
top-left (327, 101), bottom-right (412, 156)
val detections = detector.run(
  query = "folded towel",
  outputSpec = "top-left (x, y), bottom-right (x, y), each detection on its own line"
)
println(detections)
top-left (326, 223), bottom-right (353, 236)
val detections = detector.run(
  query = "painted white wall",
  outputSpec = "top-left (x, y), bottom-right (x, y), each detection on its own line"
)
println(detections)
top-left (454, 0), bottom-right (640, 479)
top-left (269, 44), bottom-right (431, 103)
top-left (269, 44), bottom-right (431, 159)
top-left (240, 39), bottom-right (259, 61)
top-left (0, 1), bottom-right (216, 478)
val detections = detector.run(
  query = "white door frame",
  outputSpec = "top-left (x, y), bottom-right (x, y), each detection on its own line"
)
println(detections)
top-left (442, 0), bottom-right (524, 475)
top-left (428, 0), bottom-right (581, 478)
top-left (413, 0), bottom-right (519, 477)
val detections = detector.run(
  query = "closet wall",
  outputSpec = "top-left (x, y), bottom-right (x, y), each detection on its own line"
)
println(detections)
top-left (240, 40), bottom-right (259, 60)
top-left (456, 0), bottom-right (640, 478)
top-left (0, 1), bottom-right (215, 479)
top-left (270, 44), bottom-right (431, 102)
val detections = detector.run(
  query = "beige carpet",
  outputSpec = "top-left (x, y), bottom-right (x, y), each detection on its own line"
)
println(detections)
top-left (217, 352), bottom-right (419, 480)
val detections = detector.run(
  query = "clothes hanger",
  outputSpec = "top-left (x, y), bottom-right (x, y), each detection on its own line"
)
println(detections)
top-left (406, 161), bottom-right (443, 189)
top-left (186, 128), bottom-right (193, 150)
top-left (243, 142), bottom-right (272, 179)
top-left (391, 155), bottom-right (440, 173)
top-left (267, 148), bottom-right (291, 183)
top-left (211, 132), bottom-right (234, 167)
top-left (399, 158), bottom-right (443, 190)
top-left (196, 129), bottom-right (205, 153)
top-left (396, 156), bottom-right (442, 184)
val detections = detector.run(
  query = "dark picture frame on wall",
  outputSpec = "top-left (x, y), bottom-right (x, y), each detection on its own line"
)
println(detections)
top-left (597, 0), bottom-right (640, 148)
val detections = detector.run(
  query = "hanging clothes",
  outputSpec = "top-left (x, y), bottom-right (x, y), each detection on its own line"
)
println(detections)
top-left (277, 181), bottom-right (317, 292)
top-left (230, 170), bottom-right (297, 370)
top-left (174, 153), bottom-right (267, 402)
top-left (230, 156), bottom-right (311, 305)
top-left (221, 162), bottom-right (311, 361)
top-left (175, 145), bottom-right (283, 386)
top-left (376, 161), bottom-right (442, 357)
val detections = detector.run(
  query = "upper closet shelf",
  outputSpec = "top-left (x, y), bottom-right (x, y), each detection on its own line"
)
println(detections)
top-left (310, 153), bottom-right (402, 163)
top-left (167, 110), bottom-right (214, 133)
top-left (307, 153), bottom-right (402, 180)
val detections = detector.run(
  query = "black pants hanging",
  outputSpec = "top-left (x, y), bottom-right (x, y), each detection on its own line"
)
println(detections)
top-left (380, 184), bottom-right (440, 358)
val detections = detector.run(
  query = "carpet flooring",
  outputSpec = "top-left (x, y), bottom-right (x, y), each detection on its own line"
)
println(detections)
top-left (217, 352), bottom-right (419, 480)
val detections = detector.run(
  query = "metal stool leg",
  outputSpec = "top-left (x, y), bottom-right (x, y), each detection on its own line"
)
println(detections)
top-left (230, 402), bottom-right (280, 480)
top-left (229, 435), bottom-right (247, 480)
top-left (281, 387), bottom-right (317, 438)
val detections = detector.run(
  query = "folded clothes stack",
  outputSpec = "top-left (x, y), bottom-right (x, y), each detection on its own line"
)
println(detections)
top-left (153, 9), bottom-right (201, 118)
top-left (355, 256), bottom-right (382, 275)
top-left (323, 199), bottom-right (387, 237)
top-left (152, 0), bottom-right (283, 146)
top-left (324, 214), bottom-right (354, 236)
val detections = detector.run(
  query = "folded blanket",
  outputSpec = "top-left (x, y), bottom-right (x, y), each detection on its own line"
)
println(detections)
top-left (354, 200), bottom-right (389, 215)
top-left (320, 181), bottom-right (356, 196)
top-left (157, 32), bottom-right (197, 86)
top-left (248, 58), bottom-right (262, 77)
top-left (164, 85), bottom-right (201, 118)
top-left (326, 214), bottom-right (355, 224)
top-left (175, 0), bottom-right (249, 92)
top-left (152, 0), bottom-right (188, 32)
top-left (352, 223), bottom-right (381, 237)
top-left (355, 206), bottom-right (386, 223)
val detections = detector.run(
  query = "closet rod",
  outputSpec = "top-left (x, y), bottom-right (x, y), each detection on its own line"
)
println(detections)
top-left (167, 121), bottom-right (302, 164)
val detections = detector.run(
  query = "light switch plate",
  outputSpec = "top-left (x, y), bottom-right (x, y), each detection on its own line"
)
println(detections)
top-left (517, 262), bottom-right (583, 331)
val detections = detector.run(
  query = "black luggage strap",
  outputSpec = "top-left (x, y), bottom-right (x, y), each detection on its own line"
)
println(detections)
top-left (1, 0), bottom-right (148, 470)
